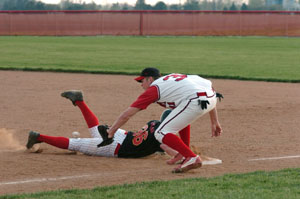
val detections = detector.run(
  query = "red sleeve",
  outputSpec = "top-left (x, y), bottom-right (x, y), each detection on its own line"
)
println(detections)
top-left (130, 86), bottom-right (159, 110)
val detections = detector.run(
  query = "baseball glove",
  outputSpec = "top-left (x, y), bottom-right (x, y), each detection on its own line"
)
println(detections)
top-left (97, 125), bottom-right (114, 147)
top-left (216, 92), bottom-right (224, 101)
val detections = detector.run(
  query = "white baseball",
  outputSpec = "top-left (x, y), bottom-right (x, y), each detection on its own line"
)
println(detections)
top-left (72, 131), bottom-right (80, 138)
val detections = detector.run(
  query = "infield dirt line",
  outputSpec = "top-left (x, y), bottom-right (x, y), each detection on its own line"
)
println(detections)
top-left (1, 155), bottom-right (299, 187)
top-left (0, 159), bottom-right (223, 186)
top-left (248, 155), bottom-right (300, 161)
top-left (0, 175), bottom-right (91, 186)
top-left (0, 169), bottom-right (158, 186)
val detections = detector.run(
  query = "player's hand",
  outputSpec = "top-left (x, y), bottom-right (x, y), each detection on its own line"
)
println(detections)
top-left (108, 132), bottom-right (114, 139)
top-left (211, 123), bottom-right (222, 137)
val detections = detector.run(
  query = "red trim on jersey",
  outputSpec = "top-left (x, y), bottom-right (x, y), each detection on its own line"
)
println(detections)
top-left (197, 91), bottom-right (215, 98)
top-left (130, 86), bottom-right (159, 110)
top-left (114, 143), bottom-right (121, 155)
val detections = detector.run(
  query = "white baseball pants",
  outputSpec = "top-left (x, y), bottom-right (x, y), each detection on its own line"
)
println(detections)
top-left (155, 94), bottom-right (217, 143)
top-left (68, 126), bottom-right (126, 157)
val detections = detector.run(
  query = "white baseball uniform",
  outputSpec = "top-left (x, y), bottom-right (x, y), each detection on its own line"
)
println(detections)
top-left (153, 74), bottom-right (216, 142)
top-left (68, 126), bottom-right (127, 157)
top-left (130, 73), bottom-right (217, 143)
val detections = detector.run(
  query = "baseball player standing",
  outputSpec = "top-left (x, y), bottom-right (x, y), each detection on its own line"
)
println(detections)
top-left (105, 67), bottom-right (223, 173)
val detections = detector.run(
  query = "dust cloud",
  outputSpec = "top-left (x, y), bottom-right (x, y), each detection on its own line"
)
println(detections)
top-left (0, 128), bottom-right (25, 151)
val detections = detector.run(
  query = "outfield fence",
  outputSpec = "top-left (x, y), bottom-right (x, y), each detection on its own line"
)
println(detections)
top-left (0, 10), bottom-right (300, 36)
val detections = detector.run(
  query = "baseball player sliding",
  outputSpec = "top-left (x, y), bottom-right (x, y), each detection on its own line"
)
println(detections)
top-left (26, 91), bottom-right (177, 159)
top-left (103, 68), bottom-right (223, 173)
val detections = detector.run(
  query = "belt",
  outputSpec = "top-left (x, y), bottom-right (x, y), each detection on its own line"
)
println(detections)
top-left (114, 143), bottom-right (121, 156)
top-left (197, 92), bottom-right (207, 97)
top-left (197, 90), bottom-right (216, 98)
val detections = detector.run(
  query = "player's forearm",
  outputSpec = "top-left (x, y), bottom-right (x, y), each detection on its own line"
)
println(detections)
top-left (108, 115), bottom-right (130, 137)
top-left (209, 106), bottom-right (222, 137)
top-left (108, 107), bottom-right (140, 138)
top-left (209, 107), bottom-right (219, 124)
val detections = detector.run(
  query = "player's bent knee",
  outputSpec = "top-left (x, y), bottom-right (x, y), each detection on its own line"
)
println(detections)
top-left (154, 131), bottom-right (164, 143)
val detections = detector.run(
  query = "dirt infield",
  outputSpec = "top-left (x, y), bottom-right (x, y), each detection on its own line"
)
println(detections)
top-left (0, 71), bottom-right (299, 195)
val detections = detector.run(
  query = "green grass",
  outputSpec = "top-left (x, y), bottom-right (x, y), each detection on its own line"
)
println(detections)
top-left (0, 36), bottom-right (299, 82)
top-left (1, 168), bottom-right (300, 199)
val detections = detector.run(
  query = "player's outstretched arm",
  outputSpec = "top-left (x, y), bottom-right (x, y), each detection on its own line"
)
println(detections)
top-left (209, 107), bottom-right (222, 137)
top-left (108, 107), bottom-right (141, 138)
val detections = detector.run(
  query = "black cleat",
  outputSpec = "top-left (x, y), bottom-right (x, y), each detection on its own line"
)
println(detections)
top-left (61, 90), bottom-right (83, 106)
top-left (26, 131), bottom-right (42, 149)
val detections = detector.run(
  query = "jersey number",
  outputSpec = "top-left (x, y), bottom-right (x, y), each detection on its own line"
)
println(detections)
top-left (132, 130), bottom-right (148, 146)
top-left (163, 74), bottom-right (187, 81)
top-left (157, 102), bottom-right (176, 109)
